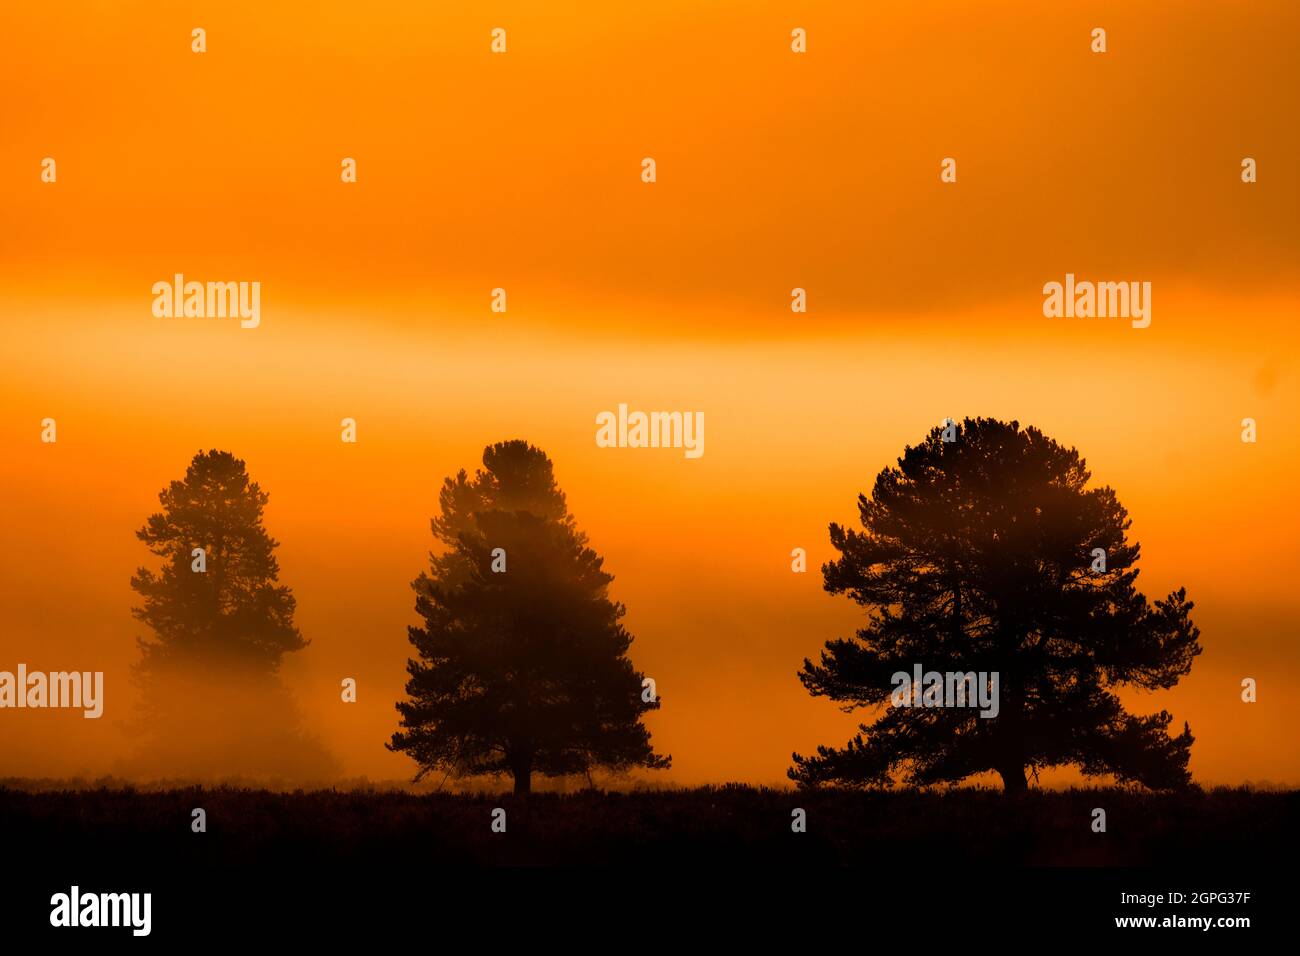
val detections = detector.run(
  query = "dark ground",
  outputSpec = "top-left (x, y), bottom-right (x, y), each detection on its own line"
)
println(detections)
top-left (2, 783), bottom-right (1294, 867)
top-left (2, 784), bottom-right (1292, 940)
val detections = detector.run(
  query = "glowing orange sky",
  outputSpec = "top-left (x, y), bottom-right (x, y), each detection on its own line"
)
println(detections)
top-left (1, 1), bottom-right (1296, 787)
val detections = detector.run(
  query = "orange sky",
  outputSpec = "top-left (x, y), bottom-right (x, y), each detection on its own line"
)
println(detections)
top-left (1, 1), bottom-right (1296, 787)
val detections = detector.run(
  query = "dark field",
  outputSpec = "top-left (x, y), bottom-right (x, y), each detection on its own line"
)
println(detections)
top-left (2, 783), bottom-right (1294, 867)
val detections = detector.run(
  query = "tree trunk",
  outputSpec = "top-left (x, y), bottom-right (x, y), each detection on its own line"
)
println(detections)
top-left (512, 761), bottom-right (532, 797)
top-left (993, 650), bottom-right (1026, 795)
top-left (998, 763), bottom-right (1028, 793)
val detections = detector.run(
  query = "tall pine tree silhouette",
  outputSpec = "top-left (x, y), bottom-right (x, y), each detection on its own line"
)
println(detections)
top-left (132, 450), bottom-right (305, 675)
top-left (792, 418), bottom-right (1200, 792)
top-left (390, 440), bottom-right (669, 794)
top-left (127, 449), bottom-right (335, 781)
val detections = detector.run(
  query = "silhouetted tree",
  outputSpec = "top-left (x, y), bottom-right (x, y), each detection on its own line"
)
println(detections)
top-left (126, 450), bottom-right (335, 782)
top-left (390, 440), bottom-right (669, 795)
top-left (131, 450), bottom-right (306, 675)
top-left (791, 418), bottom-right (1201, 792)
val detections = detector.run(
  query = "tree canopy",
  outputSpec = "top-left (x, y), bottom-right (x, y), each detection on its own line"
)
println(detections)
top-left (131, 449), bottom-right (305, 676)
top-left (390, 440), bottom-right (669, 794)
top-left (791, 418), bottom-right (1201, 792)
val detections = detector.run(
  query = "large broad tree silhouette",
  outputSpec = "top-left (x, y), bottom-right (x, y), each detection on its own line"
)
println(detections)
top-left (792, 418), bottom-right (1201, 792)
top-left (390, 440), bottom-right (669, 795)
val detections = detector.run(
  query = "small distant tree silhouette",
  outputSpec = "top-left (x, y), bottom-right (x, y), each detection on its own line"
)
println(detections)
top-left (791, 418), bottom-right (1201, 792)
top-left (390, 440), bottom-right (669, 795)
top-left (127, 450), bottom-right (335, 781)
top-left (132, 449), bottom-right (306, 675)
